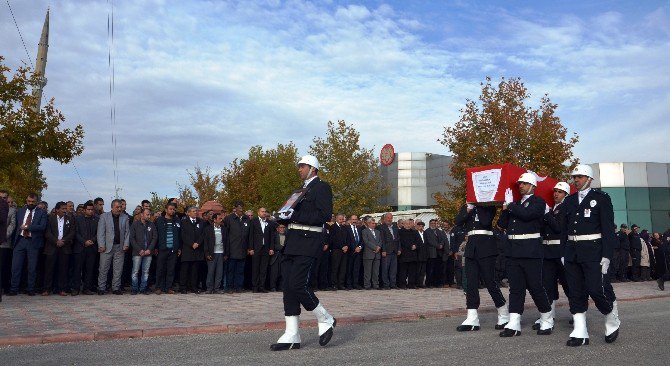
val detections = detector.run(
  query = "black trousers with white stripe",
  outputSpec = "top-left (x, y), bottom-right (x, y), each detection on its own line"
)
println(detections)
top-left (281, 254), bottom-right (320, 316)
top-left (564, 260), bottom-right (614, 315)
top-left (506, 257), bottom-right (551, 314)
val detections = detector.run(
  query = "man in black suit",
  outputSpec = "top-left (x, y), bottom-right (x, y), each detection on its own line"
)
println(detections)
top-left (271, 155), bottom-right (336, 351)
top-left (346, 215), bottom-right (363, 290)
top-left (180, 206), bottom-right (205, 293)
top-left (249, 207), bottom-right (273, 293)
top-left (8, 193), bottom-right (48, 296)
top-left (329, 214), bottom-right (349, 290)
top-left (563, 164), bottom-right (620, 347)
top-left (224, 201), bottom-right (251, 293)
top-left (378, 212), bottom-right (399, 289)
top-left (497, 173), bottom-right (553, 337)
top-left (455, 203), bottom-right (508, 332)
top-left (398, 219), bottom-right (418, 289)
top-left (74, 201), bottom-right (98, 295)
top-left (43, 201), bottom-right (76, 296)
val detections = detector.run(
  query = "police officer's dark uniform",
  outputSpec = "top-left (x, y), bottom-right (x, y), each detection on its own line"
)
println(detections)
top-left (271, 155), bottom-right (336, 351)
top-left (497, 173), bottom-right (553, 336)
top-left (562, 164), bottom-right (620, 347)
top-left (532, 183), bottom-right (570, 330)
top-left (455, 204), bottom-right (508, 331)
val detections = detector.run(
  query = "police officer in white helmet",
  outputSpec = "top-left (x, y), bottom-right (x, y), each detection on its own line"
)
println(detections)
top-left (532, 182), bottom-right (571, 331)
top-left (562, 164), bottom-right (620, 346)
top-left (271, 155), bottom-right (337, 351)
top-left (496, 172), bottom-right (554, 337)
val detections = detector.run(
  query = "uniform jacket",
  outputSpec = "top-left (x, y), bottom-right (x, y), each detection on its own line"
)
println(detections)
top-left (13, 206), bottom-right (48, 249)
top-left (361, 227), bottom-right (382, 260)
top-left (455, 204), bottom-right (498, 259)
top-left (541, 202), bottom-right (567, 259)
top-left (97, 211), bottom-right (130, 253)
top-left (180, 216), bottom-right (205, 261)
top-left (248, 217), bottom-right (275, 254)
top-left (74, 215), bottom-right (98, 253)
top-left (497, 194), bottom-right (546, 259)
top-left (563, 189), bottom-right (617, 263)
top-left (224, 213), bottom-right (251, 260)
top-left (129, 219), bottom-right (157, 256)
top-left (282, 176), bottom-right (333, 258)
top-left (44, 214), bottom-right (75, 255)
top-left (155, 215), bottom-right (182, 252)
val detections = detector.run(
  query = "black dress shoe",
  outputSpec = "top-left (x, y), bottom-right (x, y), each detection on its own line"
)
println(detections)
top-left (27, 291), bottom-right (35, 296)
top-left (566, 337), bottom-right (589, 347)
top-left (112, 290), bottom-right (123, 295)
top-left (270, 342), bottom-right (300, 351)
top-left (97, 290), bottom-right (106, 295)
top-left (499, 329), bottom-right (521, 337)
top-left (537, 328), bottom-right (552, 335)
top-left (7, 291), bottom-right (18, 296)
top-left (319, 318), bottom-right (337, 346)
top-left (456, 325), bottom-right (480, 332)
top-left (494, 323), bottom-right (507, 330)
top-left (658, 278), bottom-right (665, 291)
top-left (532, 323), bottom-right (541, 331)
top-left (605, 329), bottom-right (619, 343)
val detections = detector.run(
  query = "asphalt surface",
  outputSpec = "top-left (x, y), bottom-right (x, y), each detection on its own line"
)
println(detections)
top-left (1, 297), bottom-right (668, 366)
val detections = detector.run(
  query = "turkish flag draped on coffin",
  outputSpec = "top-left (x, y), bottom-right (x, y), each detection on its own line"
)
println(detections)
top-left (466, 163), bottom-right (575, 207)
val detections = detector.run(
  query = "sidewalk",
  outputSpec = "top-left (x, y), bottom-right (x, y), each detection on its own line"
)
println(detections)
top-left (0, 282), bottom-right (667, 347)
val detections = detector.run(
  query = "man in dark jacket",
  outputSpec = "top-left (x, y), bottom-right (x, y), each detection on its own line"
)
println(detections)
top-left (615, 224), bottom-right (630, 282)
top-left (154, 203), bottom-right (181, 294)
top-left (329, 214), bottom-right (349, 290)
top-left (249, 207), bottom-right (274, 293)
top-left (129, 208), bottom-right (157, 294)
top-left (398, 219), bottom-right (418, 289)
top-left (629, 224), bottom-right (642, 281)
top-left (180, 206), bottom-right (205, 293)
top-left (497, 173), bottom-right (553, 337)
top-left (43, 202), bottom-right (76, 296)
top-left (224, 201), bottom-right (250, 293)
top-left (378, 212), bottom-right (399, 289)
top-left (74, 201), bottom-right (99, 295)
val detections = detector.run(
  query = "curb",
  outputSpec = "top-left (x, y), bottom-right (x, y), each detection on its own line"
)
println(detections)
top-left (1, 292), bottom-right (669, 347)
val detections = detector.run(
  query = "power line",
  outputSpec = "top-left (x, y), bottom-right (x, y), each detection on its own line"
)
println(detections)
top-left (5, 0), bottom-right (34, 69)
top-left (107, 0), bottom-right (119, 197)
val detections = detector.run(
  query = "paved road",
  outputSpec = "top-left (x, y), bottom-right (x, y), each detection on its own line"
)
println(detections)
top-left (1, 297), bottom-right (668, 366)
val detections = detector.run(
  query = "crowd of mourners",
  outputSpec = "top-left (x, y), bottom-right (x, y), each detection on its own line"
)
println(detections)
top-left (0, 190), bottom-right (669, 298)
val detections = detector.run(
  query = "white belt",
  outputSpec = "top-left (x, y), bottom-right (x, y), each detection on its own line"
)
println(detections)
top-left (508, 233), bottom-right (541, 240)
top-left (568, 234), bottom-right (602, 241)
top-left (542, 239), bottom-right (561, 245)
top-left (288, 223), bottom-right (323, 233)
top-left (468, 230), bottom-right (493, 236)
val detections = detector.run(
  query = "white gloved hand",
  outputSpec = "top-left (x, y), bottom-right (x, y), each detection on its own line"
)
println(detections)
top-left (600, 257), bottom-right (610, 275)
top-left (545, 204), bottom-right (551, 214)
top-left (277, 208), bottom-right (294, 220)
top-left (466, 203), bottom-right (475, 211)
top-left (561, 257), bottom-right (565, 265)
top-left (504, 188), bottom-right (514, 205)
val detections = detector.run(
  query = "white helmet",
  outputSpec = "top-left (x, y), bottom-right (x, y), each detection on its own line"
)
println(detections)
top-left (297, 155), bottom-right (319, 170)
top-left (570, 164), bottom-right (593, 178)
top-left (553, 182), bottom-right (570, 194)
top-left (517, 172), bottom-right (537, 186)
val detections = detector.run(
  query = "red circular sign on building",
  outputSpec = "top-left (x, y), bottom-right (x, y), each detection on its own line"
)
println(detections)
top-left (380, 144), bottom-right (395, 166)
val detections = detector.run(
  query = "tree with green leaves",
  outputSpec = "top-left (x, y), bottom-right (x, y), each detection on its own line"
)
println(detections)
top-left (218, 143), bottom-right (302, 212)
top-left (176, 165), bottom-right (221, 207)
top-left (436, 77), bottom-right (579, 220)
top-left (0, 56), bottom-right (84, 203)
top-left (309, 120), bottom-right (389, 215)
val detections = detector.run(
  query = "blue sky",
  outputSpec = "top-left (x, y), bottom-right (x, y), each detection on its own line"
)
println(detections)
top-left (1, 0), bottom-right (669, 207)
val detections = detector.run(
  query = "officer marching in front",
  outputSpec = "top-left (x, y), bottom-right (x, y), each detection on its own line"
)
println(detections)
top-left (532, 182), bottom-right (571, 330)
top-left (454, 202), bottom-right (509, 332)
top-left (496, 173), bottom-right (554, 337)
top-left (271, 155), bottom-right (337, 351)
top-left (563, 164), bottom-right (620, 347)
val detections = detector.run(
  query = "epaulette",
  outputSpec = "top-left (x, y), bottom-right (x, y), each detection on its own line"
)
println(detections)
top-left (592, 188), bottom-right (609, 196)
